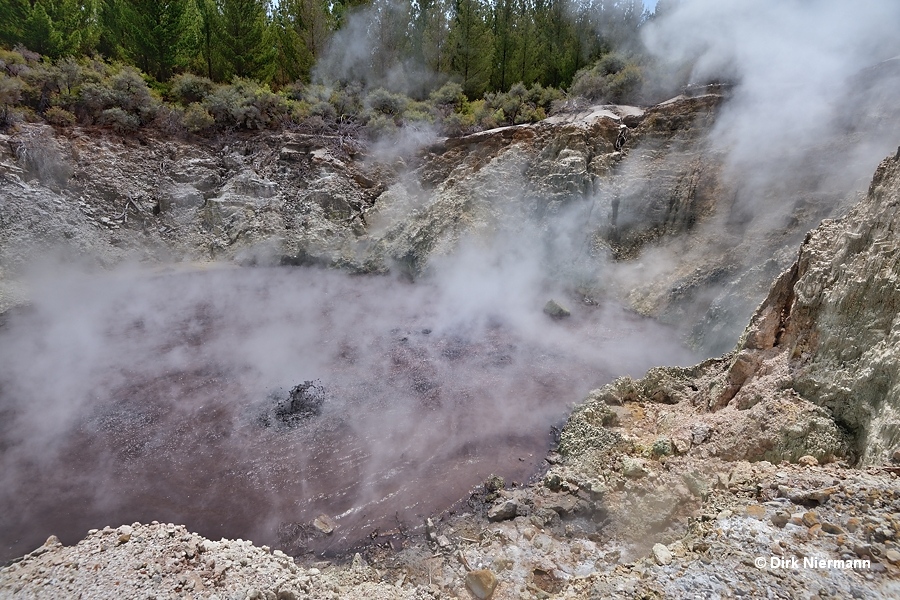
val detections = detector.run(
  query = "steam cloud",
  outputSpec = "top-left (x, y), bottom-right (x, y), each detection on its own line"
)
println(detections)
top-left (644, 0), bottom-right (900, 197)
top-left (595, 0), bottom-right (900, 351)
top-left (0, 251), bottom-right (695, 561)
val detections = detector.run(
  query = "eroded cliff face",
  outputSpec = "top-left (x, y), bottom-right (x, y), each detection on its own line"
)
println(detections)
top-left (0, 94), bottom-right (782, 355)
top-left (778, 155), bottom-right (900, 463)
top-left (1, 80), bottom-right (897, 353)
top-left (568, 152), bottom-right (900, 466)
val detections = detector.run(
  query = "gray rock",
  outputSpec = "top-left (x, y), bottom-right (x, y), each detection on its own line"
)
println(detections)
top-left (621, 457), bottom-right (648, 478)
top-left (487, 499), bottom-right (518, 522)
top-left (312, 514), bottom-right (335, 535)
top-left (652, 543), bottom-right (673, 566)
top-left (543, 299), bottom-right (571, 319)
top-left (770, 511), bottom-right (790, 528)
top-left (116, 525), bottom-right (133, 544)
top-left (159, 184), bottom-right (205, 211)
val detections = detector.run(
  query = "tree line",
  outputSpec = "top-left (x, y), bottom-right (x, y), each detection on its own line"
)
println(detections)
top-left (0, 0), bottom-right (650, 98)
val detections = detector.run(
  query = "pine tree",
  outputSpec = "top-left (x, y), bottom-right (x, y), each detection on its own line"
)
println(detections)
top-left (491, 0), bottom-right (516, 91)
top-left (0, 0), bottom-right (30, 48)
top-left (22, 3), bottom-right (64, 57)
top-left (192, 0), bottom-right (222, 80)
top-left (411, 0), bottom-right (450, 74)
top-left (290, 0), bottom-right (332, 62)
top-left (270, 0), bottom-right (313, 85)
top-left (216, 0), bottom-right (274, 80)
top-left (511, 0), bottom-right (541, 86)
top-left (369, 0), bottom-right (412, 81)
top-left (534, 0), bottom-right (578, 88)
top-left (122, 1), bottom-right (191, 80)
top-left (18, 1), bottom-right (100, 59)
top-left (448, 0), bottom-right (493, 98)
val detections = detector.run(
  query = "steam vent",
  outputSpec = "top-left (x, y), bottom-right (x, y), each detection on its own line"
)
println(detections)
top-left (2, 1), bottom-right (900, 598)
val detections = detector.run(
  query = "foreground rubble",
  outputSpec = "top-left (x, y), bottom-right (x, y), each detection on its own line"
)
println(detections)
top-left (3, 458), bottom-right (899, 599)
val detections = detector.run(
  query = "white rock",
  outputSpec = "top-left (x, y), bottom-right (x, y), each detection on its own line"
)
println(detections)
top-left (652, 543), bottom-right (673, 566)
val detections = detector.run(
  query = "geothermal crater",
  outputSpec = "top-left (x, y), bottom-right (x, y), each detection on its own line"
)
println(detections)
top-left (0, 266), bottom-right (694, 562)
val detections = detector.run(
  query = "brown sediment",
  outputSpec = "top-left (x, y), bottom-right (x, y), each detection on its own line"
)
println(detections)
top-left (0, 267), bottom-right (693, 562)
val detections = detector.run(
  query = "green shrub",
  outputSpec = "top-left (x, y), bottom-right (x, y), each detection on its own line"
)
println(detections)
top-left (283, 81), bottom-right (306, 101)
top-left (0, 74), bottom-right (24, 128)
top-left (429, 81), bottom-right (465, 111)
top-left (366, 87), bottom-right (409, 117)
top-left (99, 107), bottom-right (139, 133)
top-left (0, 48), bottom-right (33, 77)
top-left (597, 53), bottom-right (626, 76)
top-left (73, 65), bottom-right (158, 125)
top-left (499, 82), bottom-right (527, 123)
top-left (404, 101), bottom-right (434, 125)
top-left (469, 99), bottom-right (497, 129)
top-left (288, 99), bottom-right (312, 122)
top-left (309, 99), bottom-right (336, 120)
top-left (44, 106), bottom-right (76, 126)
top-left (202, 78), bottom-right (290, 130)
top-left (526, 83), bottom-right (563, 110)
top-left (364, 113), bottom-right (397, 139)
top-left (329, 83), bottom-right (363, 118)
top-left (570, 54), bottom-right (643, 104)
top-left (170, 73), bottom-right (215, 105)
top-left (109, 68), bottom-right (156, 117)
top-left (605, 64), bottom-right (643, 104)
top-left (183, 102), bottom-right (214, 132)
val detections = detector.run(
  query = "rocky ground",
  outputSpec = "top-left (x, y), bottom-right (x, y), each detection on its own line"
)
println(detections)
top-left (3, 453), bottom-right (899, 599)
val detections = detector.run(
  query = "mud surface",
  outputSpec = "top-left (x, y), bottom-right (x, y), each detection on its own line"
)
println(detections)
top-left (0, 266), bottom-right (695, 562)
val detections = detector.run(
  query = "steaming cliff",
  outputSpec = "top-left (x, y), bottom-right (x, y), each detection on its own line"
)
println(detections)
top-left (3, 80), bottom-right (894, 354)
top-left (560, 149), bottom-right (900, 467)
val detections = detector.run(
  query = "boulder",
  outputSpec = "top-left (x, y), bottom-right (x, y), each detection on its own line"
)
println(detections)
top-left (465, 569), bottom-right (498, 600)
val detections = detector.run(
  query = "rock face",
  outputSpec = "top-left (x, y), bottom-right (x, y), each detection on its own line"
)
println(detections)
top-left (562, 152), bottom-right (900, 465)
top-left (3, 85), bottom-right (897, 350)
top-left (776, 155), bottom-right (900, 463)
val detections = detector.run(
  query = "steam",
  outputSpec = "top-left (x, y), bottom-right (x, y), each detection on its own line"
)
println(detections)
top-left (644, 0), bottom-right (900, 191)
top-left (314, 0), bottom-right (444, 98)
top-left (586, 0), bottom-right (900, 352)
top-left (0, 254), bottom-right (694, 560)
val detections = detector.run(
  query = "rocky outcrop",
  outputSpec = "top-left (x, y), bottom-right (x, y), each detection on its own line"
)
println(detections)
top-left (560, 151), bottom-right (900, 466)
top-left (2, 79), bottom-right (897, 346)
